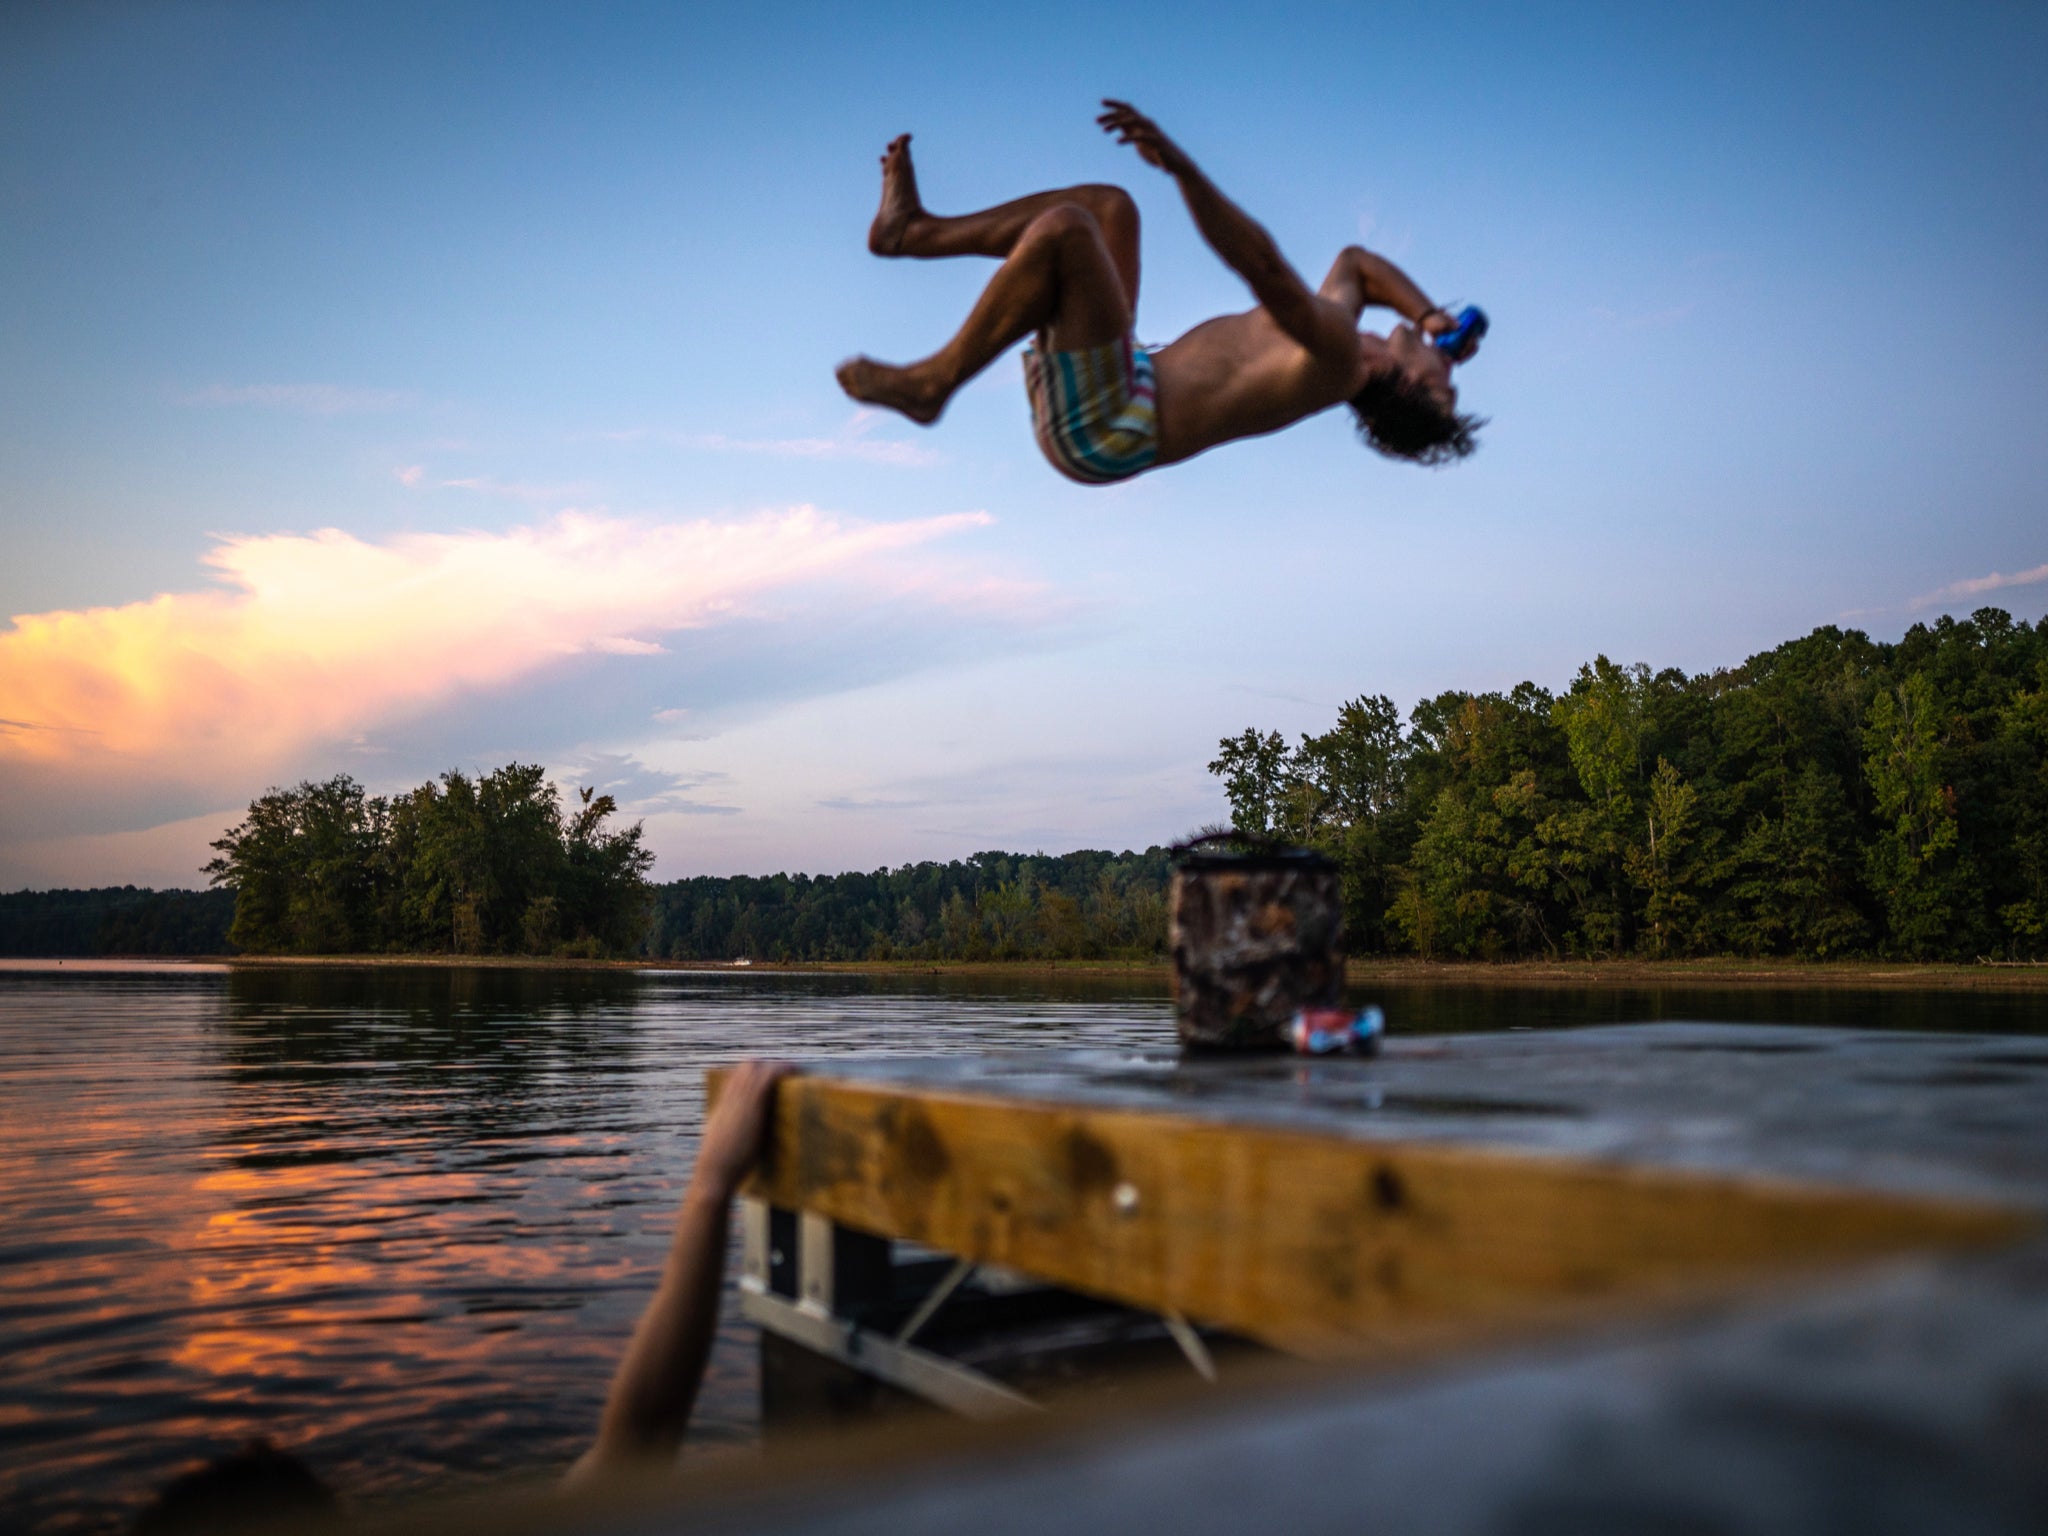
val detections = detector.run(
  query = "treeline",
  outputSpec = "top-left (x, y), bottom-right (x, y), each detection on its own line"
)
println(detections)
top-left (649, 847), bottom-right (1174, 962)
top-left (205, 764), bottom-right (654, 956)
top-left (15, 609), bottom-right (2040, 967)
top-left (0, 887), bottom-right (235, 956)
top-left (1211, 608), bottom-right (2047, 962)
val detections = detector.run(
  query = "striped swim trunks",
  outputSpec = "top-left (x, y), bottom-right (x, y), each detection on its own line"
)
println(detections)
top-left (1022, 333), bottom-right (1160, 485)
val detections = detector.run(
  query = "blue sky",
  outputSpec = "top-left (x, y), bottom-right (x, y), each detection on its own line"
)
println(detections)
top-left (3, 0), bottom-right (2043, 888)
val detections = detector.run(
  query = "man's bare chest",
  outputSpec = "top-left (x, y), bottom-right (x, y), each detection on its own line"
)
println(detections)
top-left (1153, 313), bottom-right (1349, 455)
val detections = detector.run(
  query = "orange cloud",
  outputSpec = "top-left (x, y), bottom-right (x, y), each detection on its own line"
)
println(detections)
top-left (0, 506), bottom-right (999, 807)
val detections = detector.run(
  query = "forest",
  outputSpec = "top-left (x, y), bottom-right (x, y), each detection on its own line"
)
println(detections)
top-left (647, 847), bottom-right (1174, 962)
top-left (0, 886), bottom-right (234, 957)
top-left (5, 610), bottom-right (2040, 965)
top-left (201, 763), bottom-right (655, 956)
top-left (1210, 607), bottom-right (2046, 962)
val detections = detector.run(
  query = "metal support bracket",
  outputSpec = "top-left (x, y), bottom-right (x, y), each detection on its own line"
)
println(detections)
top-left (895, 1257), bottom-right (975, 1346)
top-left (1162, 1308), bottom-right (1218, 1382)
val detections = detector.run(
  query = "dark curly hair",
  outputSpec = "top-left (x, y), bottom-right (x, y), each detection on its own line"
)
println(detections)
top-left (1349, 370), bottom-right (1484, 466)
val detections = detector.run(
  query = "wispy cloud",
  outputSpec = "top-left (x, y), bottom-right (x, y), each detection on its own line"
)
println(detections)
top-left (437, 475), bottom-right (600, 503)
top-left (555, 752), bottom-right (739, 816)
top-left (180, 383), bottom-right (419, 415)
top-left (0, 806), bottom-right (247, 892)
top-left (597, 411), bottom-right (940, 467)
top-left (1911, 562), bottom-right (2048, 610)
top-left (0, 716), bottom-right (97, 738)
top-left (392, 464), bottom-right (599, 503)
top-left (694, 431), bottom-right (939, 466)
top-left (0, 506), bottom-right (1011, 831)
top-left (1353, 209), bottom-right (1414, 260)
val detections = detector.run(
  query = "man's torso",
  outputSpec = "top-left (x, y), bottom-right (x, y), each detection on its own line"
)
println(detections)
top-left (1150, 308), bottom-right (1363, 466)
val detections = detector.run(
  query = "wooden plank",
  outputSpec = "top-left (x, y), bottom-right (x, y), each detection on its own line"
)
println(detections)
top-left (718, 1069), bottom-right (2033, 1358)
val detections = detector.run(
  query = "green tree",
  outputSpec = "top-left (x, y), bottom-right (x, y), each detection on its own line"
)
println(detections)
top-left (211, 762), bottom-right (654, 957)
top-left (1726, 762), bottom-right (1870, 956)
top-left (979, 880), bottom-right (1036, 958)
top-left (1863, 672), bottom-right (1961, 956)
top-left (1550, 658), bottom-right (1652, 954)
top-left (1627, 757), bottom-right (1701, 956)
top-left (1292, 695), bottom-right (1410, 950)
top-left (1207, 728), bottom-right (1292, 836)
top-left (1996, 661), bottom-right (2048, 957)
top-left (560, 785), bottom-right (655, 954)
top-left (206, 776), bottom-right (386, 953)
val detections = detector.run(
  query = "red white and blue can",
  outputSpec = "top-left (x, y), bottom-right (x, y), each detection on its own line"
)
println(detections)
top-left (1288, 1005), bottom-right (1386, 1056)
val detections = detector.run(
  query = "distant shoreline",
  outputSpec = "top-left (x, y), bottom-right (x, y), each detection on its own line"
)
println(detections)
top-left (11, 953), bottom-right (2046, 991)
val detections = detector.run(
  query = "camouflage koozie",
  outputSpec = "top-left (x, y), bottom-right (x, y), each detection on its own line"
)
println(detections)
top-left (1168, 845), bottom-right (1343, 1051)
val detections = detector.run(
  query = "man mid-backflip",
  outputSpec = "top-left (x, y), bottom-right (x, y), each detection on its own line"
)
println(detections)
top-left (837, 100), bottom-right (1482, 485)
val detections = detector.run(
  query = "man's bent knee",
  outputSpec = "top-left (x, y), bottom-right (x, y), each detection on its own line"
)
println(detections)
top-left (1025, 202), bottom-right (1134, 344)
top-left (1023, 203), bottom-right (1103, 246)
top-left (1073, 184), bottom-right (1138, 231)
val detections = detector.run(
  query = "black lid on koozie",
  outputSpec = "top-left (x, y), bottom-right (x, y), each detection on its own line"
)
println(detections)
top-left (1169, 832), bottom-right (1333, 874)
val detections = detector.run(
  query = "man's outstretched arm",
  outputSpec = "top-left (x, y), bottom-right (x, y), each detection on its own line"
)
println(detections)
top-left (1098, 101), bottom-right (1352, 362)
top-left (564, 1059), bottom-right (793, 1485)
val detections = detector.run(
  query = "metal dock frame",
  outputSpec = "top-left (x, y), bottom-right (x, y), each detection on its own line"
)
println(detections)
top-left (739, 1199), bottom-right (1038, 1420)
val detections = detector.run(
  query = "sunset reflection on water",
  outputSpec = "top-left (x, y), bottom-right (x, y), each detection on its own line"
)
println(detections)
top-left (10, 965), bottom-right (2042, 1533)
top-left (0, 966), bottom-right (1174, 1534)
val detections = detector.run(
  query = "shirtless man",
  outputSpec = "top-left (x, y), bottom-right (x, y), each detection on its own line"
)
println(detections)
top-left (836, 100), bottom-right (1481, 484)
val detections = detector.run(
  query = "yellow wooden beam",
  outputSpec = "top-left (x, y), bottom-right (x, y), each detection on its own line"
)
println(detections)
top-left (719, 1070), bottom-right (2033, 1359)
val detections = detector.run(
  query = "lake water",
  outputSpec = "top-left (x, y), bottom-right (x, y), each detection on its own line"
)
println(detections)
top-left (3, 964), bottom-right (2045, 1534)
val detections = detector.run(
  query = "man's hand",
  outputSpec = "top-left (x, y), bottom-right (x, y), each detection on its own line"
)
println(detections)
top-left (694, 1060), bottom-right (794, 1199)
top-left (1417, 308), bottom-right (1456, 340)
top-left (1098, 100), bottom-right (1192, 177)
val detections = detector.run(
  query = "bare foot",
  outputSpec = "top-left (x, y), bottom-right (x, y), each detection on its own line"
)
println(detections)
top-left (866, 134), bottom-right (926, 257)
top-left (836, 356), bottom-right (945, 425)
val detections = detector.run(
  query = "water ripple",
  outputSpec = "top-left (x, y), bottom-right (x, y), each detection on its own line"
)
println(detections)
top-left (0, 967), bottom-right (1171, 1534)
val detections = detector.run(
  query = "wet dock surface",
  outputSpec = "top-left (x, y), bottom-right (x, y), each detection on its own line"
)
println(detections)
top-left (788, 1022), bottom-right (2048, 1207)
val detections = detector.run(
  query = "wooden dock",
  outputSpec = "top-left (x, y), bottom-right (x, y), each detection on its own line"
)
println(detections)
top-left (459, 1022), bottom-right (2048, 1534)
top-left (729, 1023), bottom-right (2036, 1368)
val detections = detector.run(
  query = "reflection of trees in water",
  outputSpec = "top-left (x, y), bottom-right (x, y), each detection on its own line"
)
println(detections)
top-left (224, 962), bottom-right (647, 1024)
top-left (209, 966), bottom-right (652, 1152)
top-left (652, 967), bottom-right (1174, 1007)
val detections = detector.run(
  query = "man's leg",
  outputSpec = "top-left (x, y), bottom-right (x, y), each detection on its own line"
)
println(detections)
top-left (868, 135), bottom-right (1141, 312)
top-left (838, 200), bottom-right (1133, 424)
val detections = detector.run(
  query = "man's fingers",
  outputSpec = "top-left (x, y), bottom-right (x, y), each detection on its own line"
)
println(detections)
top-left (716, 1059), bottom-right (795, 1120)
top-left (695, 1060), bottom-right (798, 1190)
top-left (734, 1059), bottom-right (794, 1099)
top-left (744, 1060), bottom-right (796, 1106)
top-left (1097, 99), bottom-right (1169, 169)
